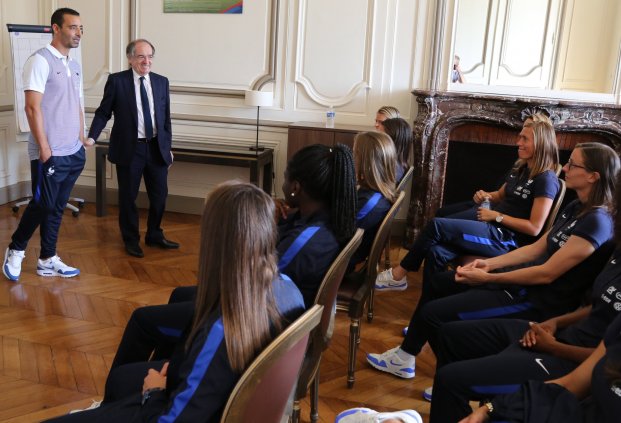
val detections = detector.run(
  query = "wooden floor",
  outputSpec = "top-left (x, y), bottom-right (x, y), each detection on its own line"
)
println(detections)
top-left (0, 203), bottom-right (435, 422)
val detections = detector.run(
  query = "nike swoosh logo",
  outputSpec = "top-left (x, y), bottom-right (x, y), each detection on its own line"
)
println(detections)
top-left (535, 358), bottom-right (550, 375)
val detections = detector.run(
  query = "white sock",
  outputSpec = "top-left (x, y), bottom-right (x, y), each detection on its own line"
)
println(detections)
top-left (396, 348), bottom-right (414, 361)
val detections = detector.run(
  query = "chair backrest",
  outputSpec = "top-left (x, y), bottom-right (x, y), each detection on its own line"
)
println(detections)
top-left (312, 228), bottom-right (364, 341)
top-left (220, 305), bottom-right (323, 423)
top-left (396, 166), bottom-right (414, 192)
top-left (542, 177), bottom-right (566, 234)
top-left (366, 191), bottom-right (406, 275)
top-left (293, 228), bottom-right (364, 400)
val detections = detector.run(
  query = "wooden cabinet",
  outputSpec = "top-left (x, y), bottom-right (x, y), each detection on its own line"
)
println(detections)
top-left (287, 121), bottom-right (373, 160)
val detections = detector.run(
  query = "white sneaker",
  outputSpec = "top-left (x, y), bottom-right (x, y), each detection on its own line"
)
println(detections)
top-left (3, 248), bottom-right (25, 281)
top-left (423, 386), bottom-right (432, 401)
top-left (37, 255), bottom-right (80, 278)
top-left (375, 268), bottom-right (407, 291)
top-left (366, 347), bottom-right (415, 379)
top-left (69, 399), bottom-right (102, 414)
top-left (336, 407), bottom-right (422, 423)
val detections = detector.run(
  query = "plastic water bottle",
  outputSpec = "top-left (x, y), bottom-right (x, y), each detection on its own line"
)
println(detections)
top-left (480, 196), bottom-right (491, 209)
top-left (326, 106), bottom-right (335, 128)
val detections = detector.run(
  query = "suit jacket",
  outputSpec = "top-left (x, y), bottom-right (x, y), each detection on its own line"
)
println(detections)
top-left (88, 69), bottom-right (172, 166)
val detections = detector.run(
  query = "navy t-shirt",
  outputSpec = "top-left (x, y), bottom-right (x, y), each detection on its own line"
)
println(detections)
top-left (495, 167), bottom-right (560, 245)
top-left (351, 188), bottom-right (391, 266)
top-left (528, 200), bottom-right (614, 314)
top-left (557, 248), bottom-right (621, 347)
top-left (277, 210), bottom-right (340, 308)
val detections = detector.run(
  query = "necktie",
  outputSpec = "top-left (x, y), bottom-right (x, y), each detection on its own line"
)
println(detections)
top-left (139, 76), bottom-right (153, 140)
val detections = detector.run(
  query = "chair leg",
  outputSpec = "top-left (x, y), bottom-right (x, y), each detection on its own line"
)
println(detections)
top-left (290, 400), bottom-right (301, 423)
top-left (367, 289), bottom-right (375, 323)
top-left (310, 370), bottom-right (320, 423)
top-left (347, 317), bottom-right (360, 388)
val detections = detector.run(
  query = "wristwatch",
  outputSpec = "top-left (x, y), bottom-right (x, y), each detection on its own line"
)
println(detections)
top-left (142, 387), bottom-right (164, 405)
top-left (495, 213), bottom-right (504, 223)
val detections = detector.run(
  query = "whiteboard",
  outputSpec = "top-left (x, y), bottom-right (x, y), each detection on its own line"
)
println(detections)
top-left (6, 24), bottom-right (82, 134)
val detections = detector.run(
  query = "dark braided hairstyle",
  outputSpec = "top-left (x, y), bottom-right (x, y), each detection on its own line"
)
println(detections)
top-left (382, 117), bottom-right (413, 171)
top-left (286, 144), bottom-right (357, 244)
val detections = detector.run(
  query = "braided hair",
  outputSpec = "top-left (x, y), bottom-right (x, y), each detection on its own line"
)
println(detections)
top-left (286, 144), bottom-right (357, 244)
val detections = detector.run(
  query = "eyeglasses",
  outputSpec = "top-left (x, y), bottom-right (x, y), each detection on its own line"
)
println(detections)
top-left (566, 159), bottom-right (589, 171)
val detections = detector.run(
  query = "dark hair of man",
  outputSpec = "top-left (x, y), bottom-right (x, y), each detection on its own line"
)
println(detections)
top-left (187, 181), bottom-right (282, 373)
top-left (286, 144), bottom-right (357, 244)
top-left (576, 142), bottom-right (620, 216)
top-left (382, 118), bottom-right (413, 170)
top-left (125, 39), bottom-right (156, 58)
top-left (51, 7), bottom-right (80, 28)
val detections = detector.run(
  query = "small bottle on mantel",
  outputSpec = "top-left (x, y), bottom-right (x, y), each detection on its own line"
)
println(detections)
top-left (326, 106), bottom-right (335, 128)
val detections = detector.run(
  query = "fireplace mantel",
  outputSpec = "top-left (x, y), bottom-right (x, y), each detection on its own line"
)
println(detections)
top-left (406, 89), bottom-right (621, 245)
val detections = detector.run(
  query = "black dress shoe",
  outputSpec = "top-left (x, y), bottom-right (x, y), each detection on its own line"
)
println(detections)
top-left (125, 243), bottom-right (144, 258)
top-left (145, 238), bottom-right (180, 249)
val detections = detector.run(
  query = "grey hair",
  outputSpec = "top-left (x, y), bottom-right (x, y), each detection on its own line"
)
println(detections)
top-left (126, 39), bottom-right (155, 58)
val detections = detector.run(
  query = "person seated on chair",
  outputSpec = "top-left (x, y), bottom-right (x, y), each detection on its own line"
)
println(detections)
top-left (429, 190), bottom-right (621, 421)
top-left (374, 105), bottom-right (400, 131)
top-left (381, 118), bottom-right (413, 184)
top-left (43, 181), bottom-right (305, 422)
top-left (350, 131), bottom-right (397, 268)
top-left (366, 142), bottom-right (618, 383)
top-left (375, 114), bottom-right (561, 292)
top-left (102, 144), bottom-right (358, 372)
top-left (458, 312), bottom-right (621, 423)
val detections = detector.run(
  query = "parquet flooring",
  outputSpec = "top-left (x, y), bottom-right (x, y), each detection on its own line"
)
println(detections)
top-left (0, 203), bottom-right (435, 422)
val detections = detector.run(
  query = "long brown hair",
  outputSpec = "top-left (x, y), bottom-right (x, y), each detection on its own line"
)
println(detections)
top-left (187, 181), bottom-right (282, 373)
top-left (577, 142), bottom-right (620, 215)
top-left (354, 131), bottom-right (397, 202)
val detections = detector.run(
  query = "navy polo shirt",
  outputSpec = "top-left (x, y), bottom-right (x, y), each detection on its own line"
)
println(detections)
top-left (351, 188), bottom-right (392, 266)
top-left (528, 200), bottom-right (614, 314)
top-left (277, 210), bottom-right (340, 308)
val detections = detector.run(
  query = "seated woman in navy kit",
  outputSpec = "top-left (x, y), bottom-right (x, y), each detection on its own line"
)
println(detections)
top-left (381, 118), bottom-right (413, 184)
top-left (375, 116), bottom-right (560, 291)
top-left (459, 313), bottom-right (621, 423)
top-left (105, 144), bottom-right (358, 372)
top-left (44, 181), bottom-right (305, 422)
top-left (350, 131), bottom-right (397, 267)
top-left (431, 186), bottom-right (621, 421)
top-left (366, 142), bottom-right (618, 381)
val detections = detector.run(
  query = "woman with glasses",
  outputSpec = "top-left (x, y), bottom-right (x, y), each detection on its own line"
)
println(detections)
top-left (366, 143), bottom-right (618, 388)
top-left (376, 115), bottom-right (560, 292)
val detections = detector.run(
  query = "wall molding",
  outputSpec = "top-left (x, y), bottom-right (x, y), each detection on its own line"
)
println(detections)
top-left (130, 0), bottom-right (279, 98)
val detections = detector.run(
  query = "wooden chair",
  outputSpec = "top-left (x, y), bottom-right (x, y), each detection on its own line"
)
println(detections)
top-left (220, 304), bottom-right (323, 423)
top-left (384, 166), bottom-right (414, 268)
top-left (290, 229), bottom-right (364, 423)
top-left (336, 191), bottom-right (406, 388)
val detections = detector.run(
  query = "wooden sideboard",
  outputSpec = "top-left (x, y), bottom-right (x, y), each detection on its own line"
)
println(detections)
top-left (287, 121), bottom-right (373, 160)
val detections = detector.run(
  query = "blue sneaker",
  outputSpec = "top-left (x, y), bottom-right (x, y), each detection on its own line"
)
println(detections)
top-left (423, 386), bottom-right (432, 401)
top-left (375, 269), bottom-right (408, 291)
top-left (3, 248), bottom-right (25, 281)
top-left (366, 347), bottom-right (415, 379)
top-left (403, 326), bottom-right (408, 336)
top-left (37, 255), bottom-right (80, 278)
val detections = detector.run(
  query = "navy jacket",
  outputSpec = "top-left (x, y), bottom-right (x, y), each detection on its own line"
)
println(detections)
top-left (88, 69), bottom-right (172, 166)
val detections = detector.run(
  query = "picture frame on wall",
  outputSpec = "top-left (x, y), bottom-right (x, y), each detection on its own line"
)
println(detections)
top-left (163, 0), bottom-right (243, 14)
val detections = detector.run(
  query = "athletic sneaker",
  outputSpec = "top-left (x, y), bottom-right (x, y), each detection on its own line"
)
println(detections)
top-left (366, 347), bottom-right (415, 379)
top-left (37, 255), bottom-right (80, 278)
top-left (375, 268), bottom-right (408, 291)
top-left (335, 407), bottom-right (422, 423)
top-left (423, 386), bottom-right (433, 401)
top-left (403, 326), bottom-right (408, 336)
top-left (69, 399), bottom-right (102, 414)
top-left (3, 248), bottom-right (25, 281)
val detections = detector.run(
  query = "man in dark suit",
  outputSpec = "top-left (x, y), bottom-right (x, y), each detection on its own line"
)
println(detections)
top-left (88, 39), bottom-right (179, 257)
